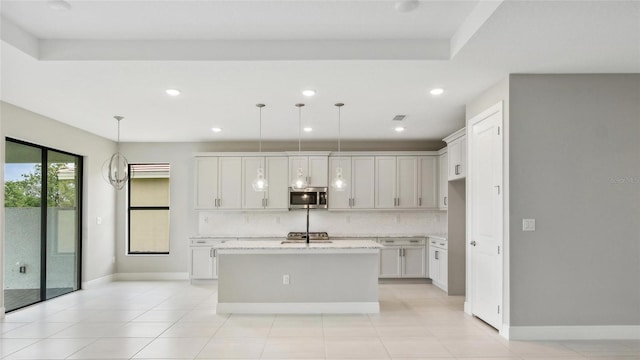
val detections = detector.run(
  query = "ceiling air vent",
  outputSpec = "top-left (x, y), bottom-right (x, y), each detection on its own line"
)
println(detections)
top-left (392, 115), bottom-right (406, 121)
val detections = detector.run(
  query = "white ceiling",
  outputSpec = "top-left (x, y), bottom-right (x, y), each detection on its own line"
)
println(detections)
top-left (1, 0), bottom-right (639, 143)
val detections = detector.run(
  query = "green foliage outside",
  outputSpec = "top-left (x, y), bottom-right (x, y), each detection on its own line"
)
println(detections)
top-left (4, 163), bottom-right (77, 208)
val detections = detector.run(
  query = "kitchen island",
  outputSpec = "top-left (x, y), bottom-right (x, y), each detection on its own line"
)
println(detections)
top-left (215, 240), bottom-right (382, 314)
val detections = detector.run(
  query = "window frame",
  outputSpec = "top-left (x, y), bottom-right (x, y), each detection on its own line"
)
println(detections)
top-left (127, 163), bottom-right (170, 255)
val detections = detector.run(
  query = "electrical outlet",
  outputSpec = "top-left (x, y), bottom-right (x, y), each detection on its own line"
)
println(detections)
top-left (282, 274), bottom-right (290, 285)
top-left (522, 219), bottom-right (536, 231)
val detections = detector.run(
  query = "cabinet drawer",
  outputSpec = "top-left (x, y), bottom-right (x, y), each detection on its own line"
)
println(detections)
top-left (380, 238), bottom-right (425, 246)
top-left (429, 239), bottom-right (448, 250)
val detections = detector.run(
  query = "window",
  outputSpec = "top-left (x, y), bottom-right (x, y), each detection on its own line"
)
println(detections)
top-left (128, 163), bottom-right (170, 254)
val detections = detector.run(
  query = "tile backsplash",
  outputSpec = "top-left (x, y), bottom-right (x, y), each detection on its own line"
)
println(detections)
top-left (198, 210), bottom-right (447, 237)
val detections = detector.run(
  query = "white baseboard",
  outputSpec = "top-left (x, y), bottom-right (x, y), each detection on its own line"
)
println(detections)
top-left (114, 272), bottom-right (189, 281)
top-left (506, 325), bottom-right (640, 340)
top-left (82, 274), bottom-right (115, 289)
top-left (217, 302), bottom-right (380, 314)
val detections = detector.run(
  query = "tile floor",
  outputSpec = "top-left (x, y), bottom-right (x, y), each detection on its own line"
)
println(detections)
top-left (1, 281), bottom-right (638, 359)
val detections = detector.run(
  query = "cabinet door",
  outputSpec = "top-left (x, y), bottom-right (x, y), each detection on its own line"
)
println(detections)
top-left (402, 246), bottom-right (426, 277)
top-left (195, 157), bottom-right (218, 209)
top-left (242, 157), bottom-right (265, 209)
top-left (351, 156), bottom-right (375, 209)
top-left (459, 136), bottom-right (467, 178)
top-left (448, 138), bottom-right (466, 180)
top-left (439, 153), bottom-right (448, 209)
top-left (428, 247), bottom-right (440, 283)
top-left (379, 247), bottom-right (402, 278)
top-left (308, 156), bottom-right (328, 187)
top-left (218, 157), bottom-right (242, 209)
top-left (418, 156), bottom-right (438, 209)
top-left (289, 156), bottom-right (308, 186)
top-left (396, 156), bottom-right (418, 208)
top-left (212, 249), bottom-right (219, 279)
top-left (439, 248), bottom-right (448, 289)
top-left (190, 247), bottom-right (214, 279)
top-left (375, 156), bottom-right (397, 209)
top-left (265, 157), bottom-right (289, 209)
top-left (328, 157), bottom-right (351, 209)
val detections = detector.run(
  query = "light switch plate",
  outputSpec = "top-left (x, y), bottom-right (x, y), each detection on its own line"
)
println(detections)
top-left (522, 219), bottom-right (536, 231)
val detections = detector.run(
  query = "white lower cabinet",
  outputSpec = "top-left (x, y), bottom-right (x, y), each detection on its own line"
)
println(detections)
top-left (428, 238), bottom-right (448, 291)
top-left (189, 239), bottom-right (233, 280)
top-left (378, 238), bottom-right (426, 278)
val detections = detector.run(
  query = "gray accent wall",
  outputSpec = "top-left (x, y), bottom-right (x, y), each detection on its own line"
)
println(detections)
top-left (508, 74), bottom-right (640, 326)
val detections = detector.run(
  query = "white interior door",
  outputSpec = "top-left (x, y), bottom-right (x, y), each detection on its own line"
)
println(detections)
top-left (468, 102), bottom-right (503, 330)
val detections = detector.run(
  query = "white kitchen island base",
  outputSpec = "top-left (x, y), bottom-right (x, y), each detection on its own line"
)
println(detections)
top-left (215, 241), bottom-right (382, 314)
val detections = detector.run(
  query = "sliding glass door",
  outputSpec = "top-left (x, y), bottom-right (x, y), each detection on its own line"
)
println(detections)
top-left (4, 139), bottom-right (82, 312)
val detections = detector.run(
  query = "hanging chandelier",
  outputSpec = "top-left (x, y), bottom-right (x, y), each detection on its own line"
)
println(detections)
top-left (252, 104), bottom-right (268, 192)
top-left (107, 116), bottom-right (129, 190)
top-left (331, 103), bottom-right (349, 191)
top-left (291, 103), bottom-right (308, 190)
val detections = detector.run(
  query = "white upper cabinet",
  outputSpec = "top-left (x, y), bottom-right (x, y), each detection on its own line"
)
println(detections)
top-left (242, 156), bottom-right (288, 210)
top-left (328, 156), bottom-right (375, 210)
top-left (375, 156), bottom-right (397, 209)
top-left (444, 128), bottom-right (466, 180)
top-left (439, 152), bottom-right (448, 209)
top-left (195, 156), bottom-right (243, 210)
top-left (375, 156), bottom-right (419, 209)
top-left (217, 157), bottom-right (242, 209)
top-left (351, 157), bottom-right (375, 209)
top-left (288, 155), bottom-right (328, 187)
top-left (195, 157), bottom-right (219, 209)
top-left (264, 157), bottom-right (289, 209)
top-left (418, 156), bottom-right (438, 209)
top-left (396, 156), bottom-right (419, 208)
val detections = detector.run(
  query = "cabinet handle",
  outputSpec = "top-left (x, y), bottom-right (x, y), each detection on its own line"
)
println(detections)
top-left (197, 240), bottom-right (205, 244)
top-left (213, 249), bottom-right (216, 258)
top-left (385, 240), bottom-right (395, 243)
top-left (440, 243), bottom-right (445, 246)
top-left (418, 197), bottom-right (422, 206)
top-left (306, 176), bottom-right (311, 184)
top-left (209, 248), bottom-right (214, 257)
top-left (455, 164), bottom-right (460, 175)
top-left (265, 198), bottom-right (269, 207)
top-left (351, 198), bottom-right (355, 207)
top-left (444, 196), bottom-right (447, 206)
top-left (410, 240), bottom-right (419, 243)
top-left (397, 198), bottom-right (400, 207)
top-left (435, 250), bottom-right (439, 260)
top-left (399, 248), bottom-right (403, 257)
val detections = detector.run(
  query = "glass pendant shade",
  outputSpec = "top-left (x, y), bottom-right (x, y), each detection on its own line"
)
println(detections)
top-left (106, 116), bottom-right (130, 190)
top-left (331, 167), bottom-right (348, 191)
top-left (332, 103), bottom-right (349, 192)
top-left (252, 167), bottom-right (268, 191)
top-left (291, 167), bottom-right (308, 190)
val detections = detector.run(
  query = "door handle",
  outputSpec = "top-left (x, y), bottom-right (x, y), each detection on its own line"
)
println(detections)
top-left (470, 241), bottom-right (477, 246)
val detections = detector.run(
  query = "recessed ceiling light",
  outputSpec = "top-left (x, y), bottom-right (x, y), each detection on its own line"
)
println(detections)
top-left (211, 127), bottom-right (222, 133)
top-left (303, 127), bottom-right (313, 132)
top-left (165, 89), bottom-right (181, 96)
top-left (430, 88), bottom-right (445, 96)
top-left (302, 90), bottom-right (316, 97)
top-left (395, 0), bottom-right (419, 13)
top-left (394, 126), bottom-right (405, 133)
top-left (47, 0), bottom-right (71, 11)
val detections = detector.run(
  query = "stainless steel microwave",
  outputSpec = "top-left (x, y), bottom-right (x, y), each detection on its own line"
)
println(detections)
top-left (289, 187), bottom-right (328, 209)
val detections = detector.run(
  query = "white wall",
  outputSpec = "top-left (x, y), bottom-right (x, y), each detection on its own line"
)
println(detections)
top-left (0, 101), bottom-right (117, 291)
top-left (117, 142), bottom-right (446, 275)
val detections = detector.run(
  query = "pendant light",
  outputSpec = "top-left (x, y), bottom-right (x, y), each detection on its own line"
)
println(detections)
top-left (331, 103), bottom-right (348, 191)
top-left (291, 103), bottom-right (308, 190)
top-left (107, 116), bottom-right (129, 190)
top-left (252, 104), bottom-right (269, 192)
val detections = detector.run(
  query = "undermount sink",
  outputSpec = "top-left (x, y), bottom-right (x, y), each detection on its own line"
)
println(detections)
top-left (281, 240), bottom-right (333, 244)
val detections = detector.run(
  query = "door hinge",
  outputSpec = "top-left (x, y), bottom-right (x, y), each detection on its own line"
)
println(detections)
top-left (497, 246), bottom-right (500, 255)
top-left (497, 305), bottom-right (500, 314)
top-left (497, 126), bottom-right (501, 135)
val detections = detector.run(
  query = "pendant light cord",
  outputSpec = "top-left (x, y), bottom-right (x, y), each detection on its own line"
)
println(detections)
top-left (338, 106), bottom-right (341, 153)
top-left (298, 106), bottom-right (301, 153)
top-left (259, 106), bottom-right (262, 153)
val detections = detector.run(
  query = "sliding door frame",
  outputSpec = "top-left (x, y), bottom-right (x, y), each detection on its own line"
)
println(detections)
top-left (5, 137), bottom-right (83, 311)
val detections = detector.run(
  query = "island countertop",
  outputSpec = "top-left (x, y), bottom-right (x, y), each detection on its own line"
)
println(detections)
top-left (215, 239), bottom-right (382, 254)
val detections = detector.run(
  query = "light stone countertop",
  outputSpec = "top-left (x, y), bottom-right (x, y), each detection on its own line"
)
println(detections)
top-left (191, 234), bottom-right (444, 240)
top-left (215, 240), bottom-right (383, 255)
